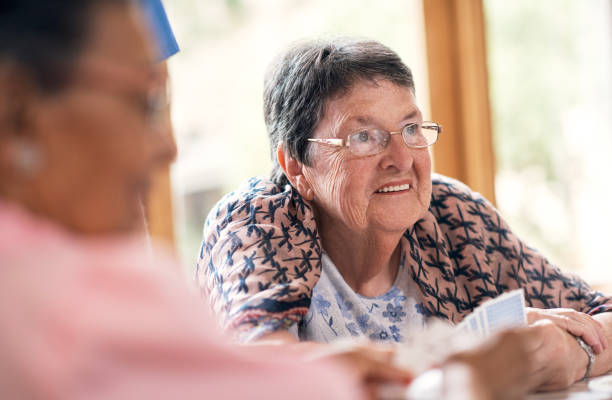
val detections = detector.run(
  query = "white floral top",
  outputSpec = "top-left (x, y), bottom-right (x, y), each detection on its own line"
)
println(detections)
top-left (298, 252), bottom-right (426, 343)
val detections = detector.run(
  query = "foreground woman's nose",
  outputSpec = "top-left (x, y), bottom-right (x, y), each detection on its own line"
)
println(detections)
top-left (149, 63), bottom-right (177, 166)
top-left (154, 115), bottom-right (178, 163)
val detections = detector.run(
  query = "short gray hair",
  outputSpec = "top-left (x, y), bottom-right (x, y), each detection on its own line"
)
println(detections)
top-left (263, 37), bottom-right (415, 187)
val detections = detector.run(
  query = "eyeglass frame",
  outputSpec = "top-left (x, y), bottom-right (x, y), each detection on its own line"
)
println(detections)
top-left (307, 121), bottom-right (442, 156)
top-left (67, 55), bottom-right (169, 132)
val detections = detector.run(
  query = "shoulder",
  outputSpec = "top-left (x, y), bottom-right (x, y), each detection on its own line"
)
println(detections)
top-left (424, 173), bottom-right (502, 238)
top-left (199, 178), bottom-right (321, 340)
top-left (212, 176), bottom-right (286, 209)
top-left (429, 173), bottom-right (494, 216)
top-left (205, 176), bottom-right (312, 234)
top-left (430, 173), bottom-right (487, 204)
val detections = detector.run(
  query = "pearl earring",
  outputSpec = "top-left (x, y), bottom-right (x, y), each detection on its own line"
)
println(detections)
top-left (12, 140), bottom-right (42, 176)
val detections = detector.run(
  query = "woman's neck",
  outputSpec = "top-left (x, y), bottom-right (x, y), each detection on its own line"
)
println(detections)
top-left (317, 218), bottom-right (404, 297)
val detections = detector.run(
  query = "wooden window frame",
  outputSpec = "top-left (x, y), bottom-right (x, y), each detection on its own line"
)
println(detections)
top-left (423, 0), bottom-right (496, 205)
top-left (147, 1), bottom-right (498, 247)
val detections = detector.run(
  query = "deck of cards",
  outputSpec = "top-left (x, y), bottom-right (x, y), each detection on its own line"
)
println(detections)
top-left (395, 289), bottom-right (528, 376)
top-left (456, 288), bottom-right (527, 337)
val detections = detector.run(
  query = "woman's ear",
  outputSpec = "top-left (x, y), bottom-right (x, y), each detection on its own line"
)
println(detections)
top-left (0, 63), bottom-right (42, 145)
top-left (0, 64), bottom-right (43, 194)
top-left (0, 64), bottom-right (25, 136)
top-left (276, 142), bottom-right (314, 201)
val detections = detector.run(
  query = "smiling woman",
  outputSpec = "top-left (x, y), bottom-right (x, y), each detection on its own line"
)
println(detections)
top-left (297, 80), bottom-right (432, 252)
top-left (198, 37), bottom-right (612, 394)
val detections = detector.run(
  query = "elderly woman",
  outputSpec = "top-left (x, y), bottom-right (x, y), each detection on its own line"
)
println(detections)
top-left (198, 37), bottom-right (612, 392)
top-left (0, 2), bottom-right (369, 399)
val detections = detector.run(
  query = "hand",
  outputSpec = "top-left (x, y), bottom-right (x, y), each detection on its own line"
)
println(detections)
top-left (443, 329), bottom-right (534, 400)
top-left (307, 340), bottom-right (413, 400)
top-left (526, 307), bottom-right (607, 354)
top-left (256, 331), bottom-right (413, 400)
top-left (527, 320), bottom-right (590, 391)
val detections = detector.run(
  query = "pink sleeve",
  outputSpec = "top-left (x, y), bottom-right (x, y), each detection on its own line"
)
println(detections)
top-left (0, 238), bottom-right (362, 400)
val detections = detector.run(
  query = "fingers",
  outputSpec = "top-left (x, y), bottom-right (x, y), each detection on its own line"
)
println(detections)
top-left (559, 315), bottom-right (602, 353)
top-left (527, 308), bottom-right (607, 354)
top-left (570, 312), bottom-right (606, 353)
top-left (355, 343), bottom-right (413, 383)
top-left (576, 311), bottom-right (607, 351)
top-left (324, 341), bottom-right (413, 386)
top-left (443, 329), bottom-right (534, 399)
top-left (553, 309), bottom-right (607, 352)
top-left (358, 356), bottom-right (413, 384)
top-left (526, 320), bottom-right (589, 390)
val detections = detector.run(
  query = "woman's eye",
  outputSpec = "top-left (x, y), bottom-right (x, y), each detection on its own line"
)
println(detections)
top-left (404, 124), bottom-right (420, 136)
top-left (356, 130), bottom-right (370, 142)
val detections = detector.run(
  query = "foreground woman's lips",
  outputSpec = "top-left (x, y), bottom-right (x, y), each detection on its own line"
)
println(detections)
top-left (375, 180), bottom-right (413, 193)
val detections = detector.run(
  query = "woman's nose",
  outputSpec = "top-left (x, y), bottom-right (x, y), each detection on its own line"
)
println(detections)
top-left (378, 133), bottom-right (415, 171)
top-left (150, 110), bottom-right (177, 166)
top-left (148, 63), bottom-right (177, 167)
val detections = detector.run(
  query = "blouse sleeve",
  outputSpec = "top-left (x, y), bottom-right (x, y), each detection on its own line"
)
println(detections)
top-left (0, 228), bottom-right (362, 400)
top-left (196, 177), bottom-right (323, 342)
top-left (431, 174), bottom-right (612, 315)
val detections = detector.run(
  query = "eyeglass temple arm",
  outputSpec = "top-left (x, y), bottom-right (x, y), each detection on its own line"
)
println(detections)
top-left (307, 138), bottom-right (346, 147)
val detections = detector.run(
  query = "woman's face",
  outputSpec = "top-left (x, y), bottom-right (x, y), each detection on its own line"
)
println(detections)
top-left (1, 3), bottom-right (175, 234)
top-left (303, 79), bottom-right (432, 235)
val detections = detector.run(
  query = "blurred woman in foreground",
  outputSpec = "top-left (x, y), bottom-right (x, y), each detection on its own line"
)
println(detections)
top-left (0, 1), bottom-right (365, 398)
top-left (0, 1), bottom-right (537, 399)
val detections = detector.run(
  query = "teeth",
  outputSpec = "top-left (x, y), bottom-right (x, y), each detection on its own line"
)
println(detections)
top-left (377, 183), bottom-right (410, 193)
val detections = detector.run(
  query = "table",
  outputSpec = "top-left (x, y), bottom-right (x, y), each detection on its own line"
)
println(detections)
top-left (394, 370), bottom-right (612, 399)
top-left (527, 373), bottom-right (612, 400)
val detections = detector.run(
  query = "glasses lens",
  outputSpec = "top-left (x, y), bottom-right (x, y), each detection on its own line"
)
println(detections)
top-left (421, 122), bottom-right (440, 146)
top-left (145, 87), bottom-right (168, 130)
top-left (402, 122), bottom-right (439, 147)
top-left (348, 129), bottom-right (388, 156)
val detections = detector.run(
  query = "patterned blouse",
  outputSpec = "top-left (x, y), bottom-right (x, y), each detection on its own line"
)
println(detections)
top-left (298, 252), bottom-right (425, 343)
top-left (196, 173), bottom-right (612, 343)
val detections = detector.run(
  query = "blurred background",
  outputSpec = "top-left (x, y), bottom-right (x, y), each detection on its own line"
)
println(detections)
top-left (158, 0), bottom-right (612, 285)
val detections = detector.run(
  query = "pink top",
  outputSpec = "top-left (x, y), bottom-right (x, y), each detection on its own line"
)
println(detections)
top-left (0, 200), bottom-right (362, 400)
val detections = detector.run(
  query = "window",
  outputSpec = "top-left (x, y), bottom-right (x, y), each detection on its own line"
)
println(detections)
top-left (164, 0), bottom-right (430, 270)
top-left (485, 0), bottom-right (612, 283)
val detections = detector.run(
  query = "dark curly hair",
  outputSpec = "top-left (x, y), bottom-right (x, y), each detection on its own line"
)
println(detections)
top-left (0, 0), bottom-right (128, 93)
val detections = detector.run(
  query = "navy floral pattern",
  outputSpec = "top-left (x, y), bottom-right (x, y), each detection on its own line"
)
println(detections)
top-left (383, 304), bottom-right (406, 323)
top-left (298, 252), bottom-right (425, 343)
top-left (196, 174), bottom-right (612, 342)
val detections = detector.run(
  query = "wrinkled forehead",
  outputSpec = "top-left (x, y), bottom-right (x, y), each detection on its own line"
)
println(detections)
top-left (320, 78), bottom-right (419, 131)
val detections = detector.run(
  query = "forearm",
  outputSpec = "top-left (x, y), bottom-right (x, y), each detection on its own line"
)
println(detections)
top-left (591, 312), bottom-right (612, 376)
top-left (251, 329), bottom-right (335, 360)
top-left (252, 329), bottom-right (413, 392)
top-left (253, 330), bottom-right (379, 362)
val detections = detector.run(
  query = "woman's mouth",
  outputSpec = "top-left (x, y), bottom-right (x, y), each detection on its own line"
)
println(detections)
top-left (375, 183), bottom-right (411, 193)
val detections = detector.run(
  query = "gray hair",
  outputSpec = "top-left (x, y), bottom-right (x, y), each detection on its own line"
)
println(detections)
top-left (263, 37), bottom-right (415, 187)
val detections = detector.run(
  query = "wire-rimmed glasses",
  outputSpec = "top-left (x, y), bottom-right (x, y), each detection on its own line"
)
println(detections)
top-left (307, 121), bottom-right (442, 157)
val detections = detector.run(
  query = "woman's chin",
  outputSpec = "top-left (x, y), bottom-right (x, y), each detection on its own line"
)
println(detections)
top-left (367, 216), bottom-right (415, 234)
top-left (366, 205), bottom-right (426, 233)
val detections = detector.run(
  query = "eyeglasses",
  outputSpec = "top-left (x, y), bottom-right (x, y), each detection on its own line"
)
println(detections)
top-left (72, 56), bottom-right (169, 131)
top-left (307, 121), bottom-right (442, 157)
